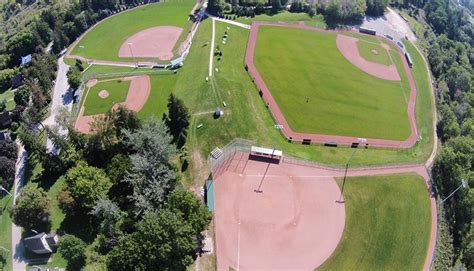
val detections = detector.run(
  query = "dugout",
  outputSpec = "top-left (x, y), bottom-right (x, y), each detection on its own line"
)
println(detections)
top-left (250, 146), bottom-right (283, 163)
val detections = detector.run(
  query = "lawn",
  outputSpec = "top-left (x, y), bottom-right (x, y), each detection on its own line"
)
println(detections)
top-left (0, 190), bottom-right (13, 271)
top-left (83, 79), bottom-right (131, 116)
top-left (318, 173), bottom-right (431, 271)
top-left (70, 0), bottom-right (195, 62)
top-left (235, 11), bottom-right (326, 28)
top-left (0, 89), bottom-right (15, 111)
top-left (253, 26), bottom-right (411, 140)
top-left (356, 40), bottom-right (392, 65)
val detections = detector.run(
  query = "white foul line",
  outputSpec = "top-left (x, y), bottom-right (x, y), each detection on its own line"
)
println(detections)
top-left (237, 221), bottom-right (241, 271)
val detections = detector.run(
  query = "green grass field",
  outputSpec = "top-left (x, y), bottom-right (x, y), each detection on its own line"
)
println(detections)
top-left (0, 89), bottom-right (15, 111)
top-left (356, 40), bottom-right (392, 65)
top-left (318, 173), bottom-right (431, 271)
top-left (253, 26), bottom-right (411, 140)
top-left (83, 79), bottom-right (131, 116)
top-left (0, 190), bottom-right (13, 271)
top-left (236, 11), bottom-right (326, 28)
top-left (70, 0), bottom-right (195, 62)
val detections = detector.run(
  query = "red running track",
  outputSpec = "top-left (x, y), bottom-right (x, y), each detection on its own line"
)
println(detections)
top-left (245, 22), bottom-right (419, 149)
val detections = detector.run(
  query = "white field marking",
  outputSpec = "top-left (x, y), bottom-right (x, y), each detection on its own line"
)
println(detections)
top-left (237, 220), bottom-right (241, 271)
top-left (244, 174), bottom-right (335, 178)
top-left (209, 18), bottom-right (216, 77)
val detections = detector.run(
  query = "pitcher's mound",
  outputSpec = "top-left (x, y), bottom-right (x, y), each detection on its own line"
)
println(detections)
top-left (98, 90), bottom-right (109, 99)
top-left (119, 26), bottom-right (183, 60)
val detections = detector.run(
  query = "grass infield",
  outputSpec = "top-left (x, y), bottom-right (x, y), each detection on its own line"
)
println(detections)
top-left (70, 0), bottom-right (195, 62)
top-left (356, 40), bottom-right (392, 65)
top-left (83, 79), bottom-right (130, 116)
top-left (318, 173), bottom-right (431, 270)
top-left (253, 26), bottom-right (411, 140)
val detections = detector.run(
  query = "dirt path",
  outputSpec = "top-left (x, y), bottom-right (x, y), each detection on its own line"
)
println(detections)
top-left (245, 21), bottom-right (419, 149)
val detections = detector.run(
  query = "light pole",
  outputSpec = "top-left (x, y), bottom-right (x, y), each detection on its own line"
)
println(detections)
top-left (338, 147), bottom-right (358, 203)
top-left (128, 43), bottom-right (137, 68)
top-left (441, 179), bottom-right (468, 204)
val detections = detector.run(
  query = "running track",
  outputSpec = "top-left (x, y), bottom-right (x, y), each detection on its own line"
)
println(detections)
top-left (245, 22), bottom-right (419, 148)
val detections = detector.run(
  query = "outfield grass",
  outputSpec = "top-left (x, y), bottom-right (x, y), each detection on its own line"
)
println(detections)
top-left (70, 0), bottom-right (195, 62)
top-left (356, 40), bottom-right (392, 65)
top-left (253, 26), bottom-right (411, 140)
top-left (235, 11), bottom-right (326, 28)
top-left (83, 79), bottom-right (131, 116)
top-left (318, 173), bottom-right (431, 271)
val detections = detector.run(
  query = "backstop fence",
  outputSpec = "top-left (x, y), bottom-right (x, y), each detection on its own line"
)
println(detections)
top-left (210, 138), bottom-right (255, 179)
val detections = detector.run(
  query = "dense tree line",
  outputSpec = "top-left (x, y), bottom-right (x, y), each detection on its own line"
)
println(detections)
top-left (392, 0), bottom-right (473, 269)
top-left (0, 140), bottom-right (17, 191)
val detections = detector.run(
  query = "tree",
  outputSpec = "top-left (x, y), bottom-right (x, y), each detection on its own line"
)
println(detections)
top-left (90, 199), bottom-right (124, 250)
top-left (164, 94), bottom-right (190, 147)
top-left (365, 0), bottom-right (388, 16)
top-left (0, 69), bottom-right (15, 92)
top-left (0, 140), bottom-right (17, 160)
top-left (58, 234), bottom-right (87, 271)
top-left (67, 66), bottom-right (82, 90)
top-left (208, 0), bottom-right (225, 16)
top-left (10, 186), bottom-right (50, 231)
top-left (14, 85), bottom-right (30, 107)
top-left (123, 117), bottom-right (177, 214)
top-left (106, 154), bottom-right (133, 209)
top-left (164, 190), bottom-right (211, 235)
top-left (64, 162), bottom-right (112, 210)
top-left (5, 29), bottom-right (40, 65)
top-left (0, 156), bottom-right (16, 190)
top-left (106, 210), bottom-right (197, 271)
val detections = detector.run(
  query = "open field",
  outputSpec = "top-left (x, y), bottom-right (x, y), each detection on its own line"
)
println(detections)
top-left (70, 0), bottom-right (195, 62)
top-left (0, 190), bottom-right (13, 271)
top-left (236, 11), bottom-right (326, 28)
top-left (318, 173), bottom-right (431, 270)
top-left (253, 26), bottom-right (411, 140)
top-left (356, 40), bottom-right (392, 65)
top-left (0, 89), bottom-right (15, 111)
top-left (83, 79), bottom-right (131, 116)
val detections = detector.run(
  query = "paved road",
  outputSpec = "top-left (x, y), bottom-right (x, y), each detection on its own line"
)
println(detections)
top-left (361, 7), bottom-right (416, 43)
top-left (43, 56), bottom-right (72, 154)
top-left (11, 142), bottom-right (27, 271)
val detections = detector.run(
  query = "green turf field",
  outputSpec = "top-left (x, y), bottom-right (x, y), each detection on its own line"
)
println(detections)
top-left (83, 79), bottom-right (130, 116)
top-left (318, 173), bottom-right (431, 271)
top-left (253, 26), bottom-right (411, 140)
top-left (356, 40), bottom-right (392, 65)
top-left (70, 0), bottom-right (195, 62)
top-left (236, 11), bottom-right (326, 28)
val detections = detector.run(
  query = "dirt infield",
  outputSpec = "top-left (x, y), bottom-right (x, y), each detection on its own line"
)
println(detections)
top-left (214, 153), bottom-right (345, 270)
top-left (336, 35), bottom-right (401, 81)
top-left (245, 21), bottom-right (419, 148)
top-left (214, 152), bottom-right (437, 270)
top-left (75, 75), bottom-right (151, 133)
top-left (86, 79), bottom-right (98, 88)
top-left (119, 26), bottom-right (183, 60)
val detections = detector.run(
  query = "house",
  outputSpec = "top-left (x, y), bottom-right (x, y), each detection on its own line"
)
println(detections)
top-left (20, 54), bottom-right (32, 66)
top-left (11, 73), bottom-right (24, 89)
top-left (0, 112), bottom-right (11, 128)
top-left (0, 132), bottom-right (11, 141)
top-left (23, 232), bottom-right (59, 255)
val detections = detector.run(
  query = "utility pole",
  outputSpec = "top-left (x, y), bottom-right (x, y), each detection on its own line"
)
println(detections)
top-left (441, 179), bottom-right (467, 203)
top-left (338, 147), bottom-right (358, 203)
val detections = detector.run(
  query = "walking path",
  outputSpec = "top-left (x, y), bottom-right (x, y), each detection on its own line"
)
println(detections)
top-left (11, 142), bottom-right (27, 271)
top-left (245, 21), bottom-right (419, 149)
top-left (209, 15), bottom-right (251, 29)
top-left (209, 18), bottom-right (216, 77)
top-left (42, 56), bottom-right (73, 154)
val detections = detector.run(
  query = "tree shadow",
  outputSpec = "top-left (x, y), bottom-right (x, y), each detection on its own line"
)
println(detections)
top-left (59, 212), bottom-right (98, 243)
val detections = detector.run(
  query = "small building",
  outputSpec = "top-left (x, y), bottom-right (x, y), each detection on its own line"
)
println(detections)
top-left (0, 132), bottom-right (11, 141)
top-left (405, 52), bottom-right (413, 68)
top-left (23, 232), bottom-right (59, 255)
top-left (11, 73), bottom-right (24, 89)
top-left (20, 54), bottom-right (32, 66)
top-left (214, 107), bottom-right (223, 118)
top-left (0, 112), bottom-right (11, 128)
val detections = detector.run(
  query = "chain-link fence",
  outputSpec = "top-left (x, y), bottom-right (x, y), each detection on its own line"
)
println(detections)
top-left (210, 138), bottom-right (255, 179)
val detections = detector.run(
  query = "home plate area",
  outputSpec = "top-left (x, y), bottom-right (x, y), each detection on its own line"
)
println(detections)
top-left (213, 148), bottom-right (345, 270)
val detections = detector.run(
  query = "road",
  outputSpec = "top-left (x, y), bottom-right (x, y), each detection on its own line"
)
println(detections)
top-left (42, 56), bottom-right (72, 154)
top-left (11, 142), bottom-right (27, 271)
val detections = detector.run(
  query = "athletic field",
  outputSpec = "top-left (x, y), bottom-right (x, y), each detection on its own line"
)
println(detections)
top-left (70, 0), bottom-right (195, 61)
top-left (253, 25), bottom-right (412, 141)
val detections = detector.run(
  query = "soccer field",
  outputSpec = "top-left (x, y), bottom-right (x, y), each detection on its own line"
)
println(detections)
top-left (70, 0), bottom-right (195, 62)
top-left (253, 26), bottom-right (412, 140)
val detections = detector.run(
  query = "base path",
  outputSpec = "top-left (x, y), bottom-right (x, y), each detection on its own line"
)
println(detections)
top-left (213, 152), bottom-right (437, 271)
top-left (119, 26), bottom-right (183, 60)
top-left (245, 21), bottom-right (419, 148)
top-left (75, 75), bottom-right (150, 133)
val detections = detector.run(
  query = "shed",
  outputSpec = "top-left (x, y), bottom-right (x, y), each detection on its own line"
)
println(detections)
top-left (0, 132), bottom-right (11, 141)
top-left (20, 54), bottom-right (32, 66)
top-left (0, 112), bottom-right (11, 128)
